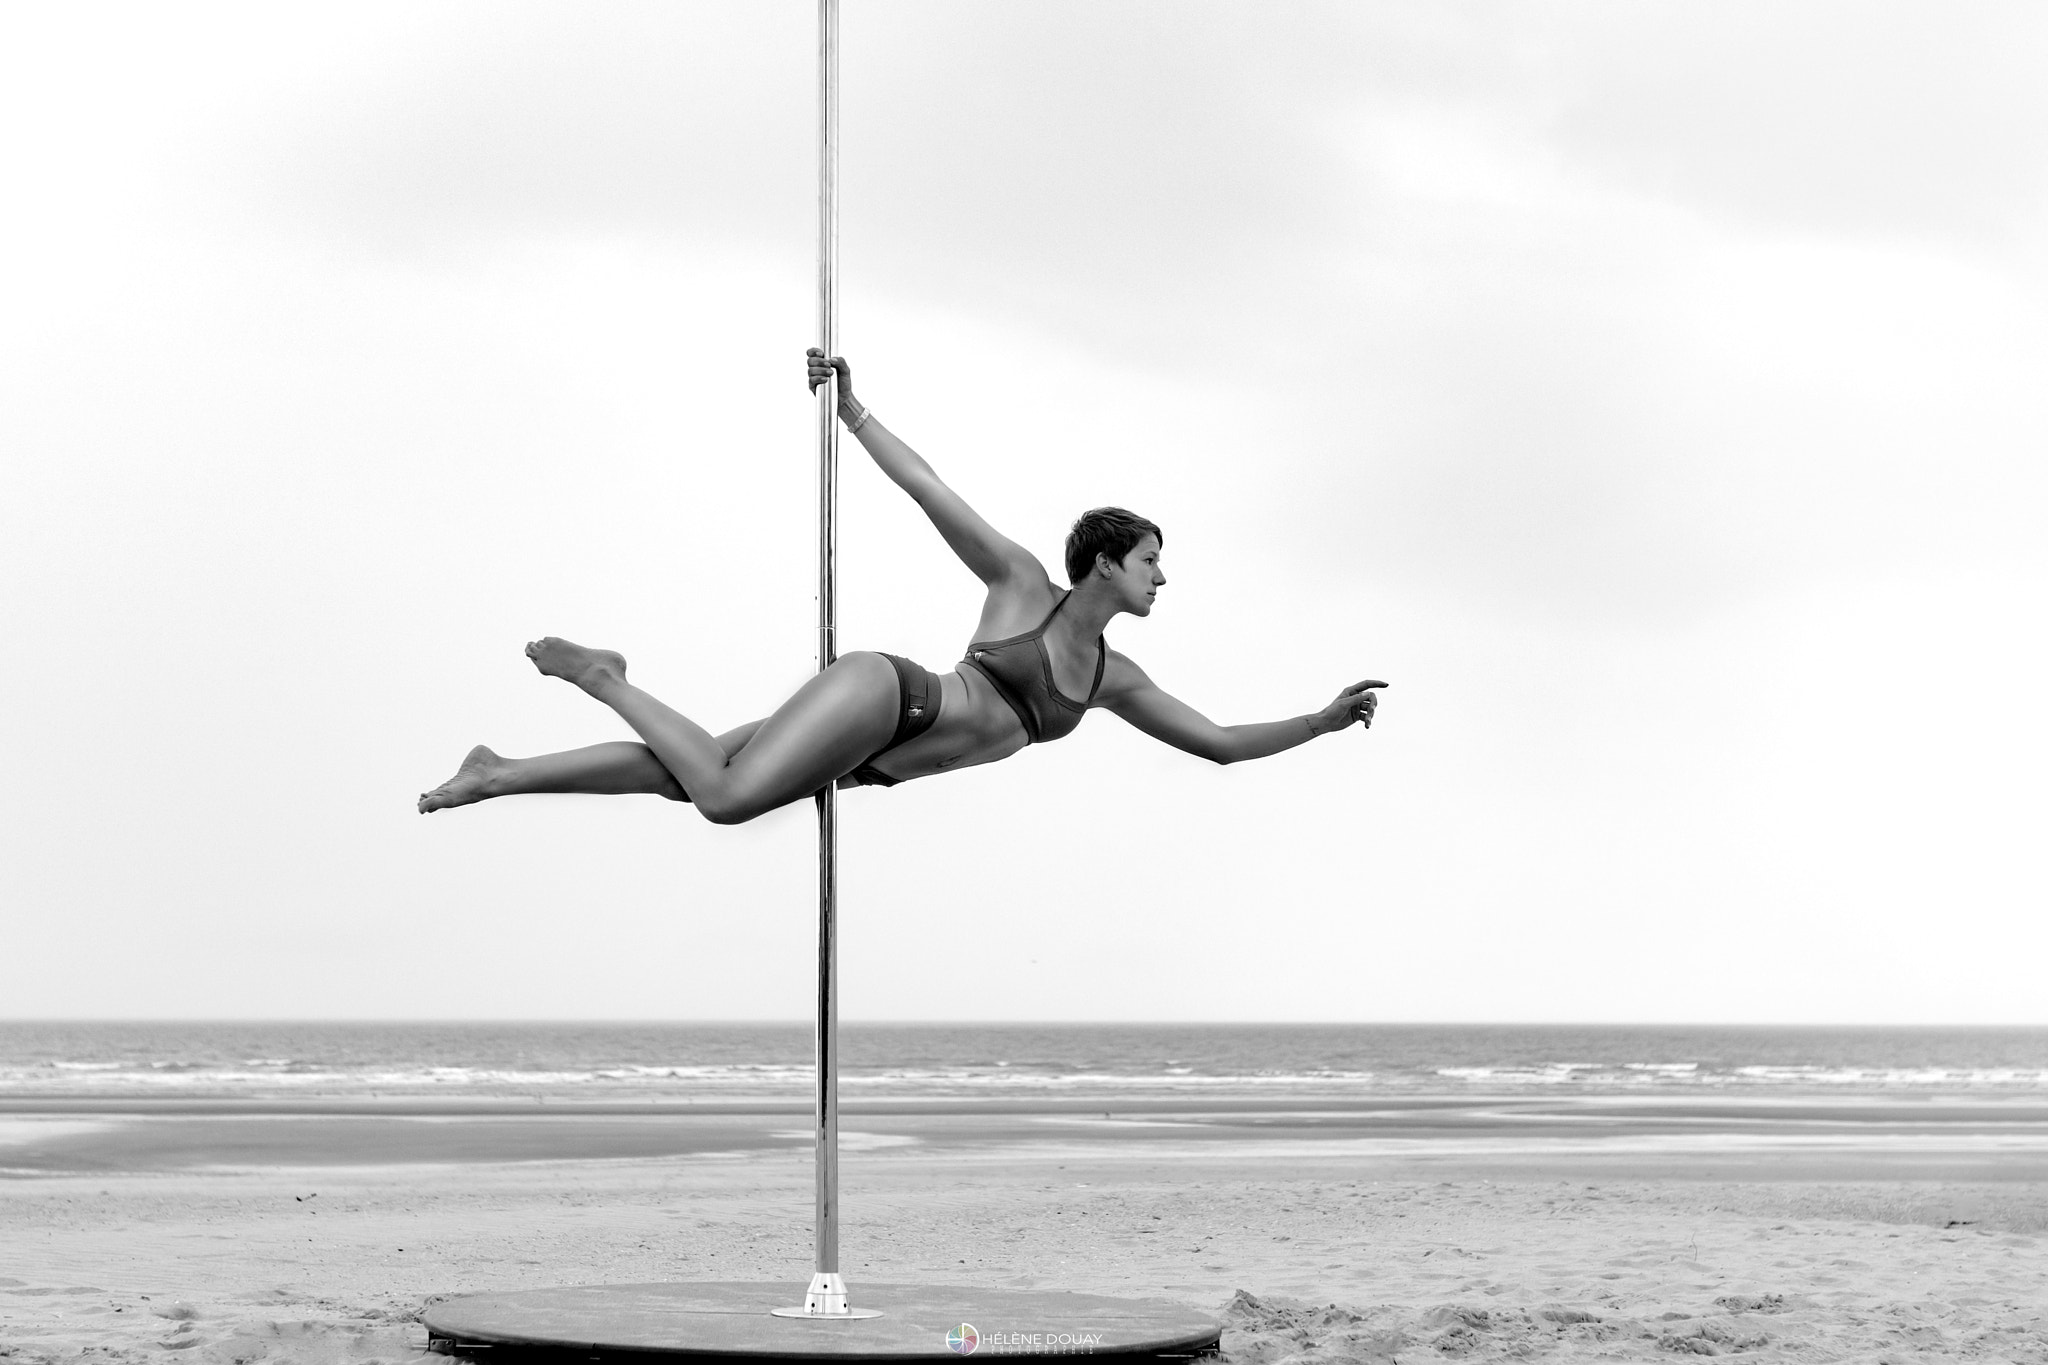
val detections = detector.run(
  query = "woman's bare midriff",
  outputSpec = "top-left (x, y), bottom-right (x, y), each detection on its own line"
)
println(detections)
top-left (855, 666), bottom-right (1028, 784)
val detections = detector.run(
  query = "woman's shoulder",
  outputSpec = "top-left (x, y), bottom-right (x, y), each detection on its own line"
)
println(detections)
top-left (1092, 647), bottom-right (1152, 698)
top-left (968, 574), bottom-right (1066, 643)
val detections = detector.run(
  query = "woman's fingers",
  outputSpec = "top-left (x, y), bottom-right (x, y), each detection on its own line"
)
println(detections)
top-left (805, 352), bottom-right (837, 392)
top-left (1335, 680), bottom-right (1385, 730)
top-left (803, 350), bottom-right (852, 393)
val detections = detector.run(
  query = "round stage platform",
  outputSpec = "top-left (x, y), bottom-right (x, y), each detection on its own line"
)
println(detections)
top-left (423, 1281), bottom-right (1222, 1362)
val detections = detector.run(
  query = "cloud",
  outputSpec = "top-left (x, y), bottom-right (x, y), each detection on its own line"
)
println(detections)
top-left (1541, 2), bottom-right (2048, 250)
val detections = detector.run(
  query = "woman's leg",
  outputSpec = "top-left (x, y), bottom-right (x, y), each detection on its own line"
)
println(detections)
top-left (418, 720), bottom-right (770, 814)
top-left (525, 637), bottom-right (896, 825)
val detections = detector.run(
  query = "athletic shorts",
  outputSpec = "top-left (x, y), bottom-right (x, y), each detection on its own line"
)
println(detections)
top-left (849, 653), bottom-right (940, 787)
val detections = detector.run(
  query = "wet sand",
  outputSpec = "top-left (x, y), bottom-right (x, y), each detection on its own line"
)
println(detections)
top-left (3, 1099), bottom-right (2046, 1362)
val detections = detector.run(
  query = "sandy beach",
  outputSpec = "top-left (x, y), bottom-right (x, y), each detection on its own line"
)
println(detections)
top-left (4, 1100), bottom-right (2046, 1364)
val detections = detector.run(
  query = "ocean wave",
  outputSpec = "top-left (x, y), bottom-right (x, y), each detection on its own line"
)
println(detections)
top-left (6, 1058), bottom-right (2048, 1097)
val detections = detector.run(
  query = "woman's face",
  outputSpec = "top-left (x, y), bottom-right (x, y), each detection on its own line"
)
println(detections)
top-left (1110, 535), bottom-right (1165, 616)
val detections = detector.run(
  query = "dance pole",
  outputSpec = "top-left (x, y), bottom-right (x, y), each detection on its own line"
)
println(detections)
top-left (777, 0), bottom-right (871, 1321)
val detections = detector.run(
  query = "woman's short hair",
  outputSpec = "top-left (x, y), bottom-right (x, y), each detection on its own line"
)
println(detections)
top-left (1064, 507), bottom-right (1163, 585)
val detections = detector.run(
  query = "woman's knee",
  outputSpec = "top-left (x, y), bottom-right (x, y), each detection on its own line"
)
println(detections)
top-left (695, 790), bottom-right (771, 825)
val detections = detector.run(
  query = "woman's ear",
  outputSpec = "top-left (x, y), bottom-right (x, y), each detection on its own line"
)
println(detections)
top-left (1095, 552), bottom-right (1116, 580)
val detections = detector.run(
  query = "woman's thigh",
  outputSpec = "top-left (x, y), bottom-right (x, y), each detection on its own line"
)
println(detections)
top-left (705, 651), bottom-right (899, 821)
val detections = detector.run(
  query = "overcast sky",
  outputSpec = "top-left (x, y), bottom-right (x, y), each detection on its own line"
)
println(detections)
top-left (4, 3), bottom-right (2043, 1023)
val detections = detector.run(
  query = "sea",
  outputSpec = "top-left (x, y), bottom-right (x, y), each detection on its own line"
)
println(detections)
top-left (5, 1021), bottom-right (2047, 1103)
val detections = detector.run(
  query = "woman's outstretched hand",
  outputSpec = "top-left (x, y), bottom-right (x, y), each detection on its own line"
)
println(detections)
top-left (1316, 680), bottom-right (1387, 734)
top-left (805, 348), bottom-right (856, 410)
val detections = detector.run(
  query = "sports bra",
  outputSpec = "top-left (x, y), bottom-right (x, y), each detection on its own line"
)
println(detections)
top-left (960, 592), bottom-right (1106, 745)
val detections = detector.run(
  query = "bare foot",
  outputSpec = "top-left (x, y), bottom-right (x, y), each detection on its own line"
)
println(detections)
top-left (525, 637), bottom-right (627, 692)
top-left (418, 745), bottom-right (504, 814)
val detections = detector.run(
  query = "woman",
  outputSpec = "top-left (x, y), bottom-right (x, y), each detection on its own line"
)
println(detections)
top-left (418, 351), bottom-right (1385, 824)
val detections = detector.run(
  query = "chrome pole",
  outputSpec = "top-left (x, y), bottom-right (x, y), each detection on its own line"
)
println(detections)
top-left (814, 0), bottom-right (840, 1284)
top-left (781, 0), bottom-right (863, 1322)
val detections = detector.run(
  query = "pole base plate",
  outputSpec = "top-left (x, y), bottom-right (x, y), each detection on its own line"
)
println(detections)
top-left (423, 1281), bottom-right (1221, 1360)
top-left (769, 1271), bottom-right (884, 1319)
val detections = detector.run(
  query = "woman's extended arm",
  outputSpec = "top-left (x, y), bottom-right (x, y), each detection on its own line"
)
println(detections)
top-left (1099, 653), bottom-right (1385, 765)
top-left (806, 350), bottom-right (1041, 587)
